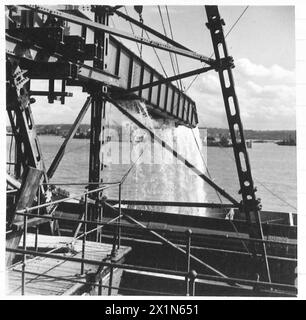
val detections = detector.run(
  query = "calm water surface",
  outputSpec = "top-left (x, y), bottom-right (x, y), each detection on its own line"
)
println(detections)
top-left (7, 135), bottom-right (297, 213)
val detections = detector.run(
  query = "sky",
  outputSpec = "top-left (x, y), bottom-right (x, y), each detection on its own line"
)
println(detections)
top-left (29, 5), bottom-right (295, 130)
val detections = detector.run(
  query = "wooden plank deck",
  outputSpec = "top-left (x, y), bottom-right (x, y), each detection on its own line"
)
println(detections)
top-left (7, 234), bottom-right (131, 296)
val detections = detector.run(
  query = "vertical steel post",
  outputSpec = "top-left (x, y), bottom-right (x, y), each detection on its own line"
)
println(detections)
top-left (96, 199), bottom-right (102, 243)
top-left (185, 229), bottom-right (192, 296)
top-left (87, 6), bottom-right (110, 241)
top-left (98, 279), bottom-right (103, 295)
top-left (189, 270), bottom-right (197, 296)
top-left (13, 114), bottom-right (22, 179)
top-left (117, 183), bottom-right (122, 250)
top-left (34, 226), bottom-right (39, 252)
top-left (205, 5), bottom-right (271, 283)
top-left (98, 208), bottom-right (103, 243)
top-left (81, 193), bottom-right (88, 275)
top-left (111, 224), bottom-right (117, 257)
top-left (108, 267), bottom-right (114, 295)
top-left (21, 212), bottom-right (28, 295)
top-left (34, 189), bottom-right (40, 252)
top-left (88, 91), bottom-right (104, 240)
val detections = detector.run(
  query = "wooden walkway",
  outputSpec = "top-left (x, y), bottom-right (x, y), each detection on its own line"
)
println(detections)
top-left (6, 234), bottom-right (131, 296)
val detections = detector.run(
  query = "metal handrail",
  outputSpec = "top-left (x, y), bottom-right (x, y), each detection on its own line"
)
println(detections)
top-left (123, 212), bottom-right (227, 279)
top-left (41, 181), bottom-right (121, 186)
top-left (14, 211), bottom-right (297, 248)
top-left (15, 183), bottom-right (120, 214)
top-left (9, 268), bottom-right (189, 296)
top-left (9, 179), bottom-right (123, 294)
top-left (6, 247), bottom-right (297, 295)
top-left (9, 178), bottom-right (296, 296)
top-left (106, 198), bottom-right (238, 208)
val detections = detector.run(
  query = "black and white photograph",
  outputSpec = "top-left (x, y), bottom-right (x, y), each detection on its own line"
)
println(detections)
top-left (2, 1), bottom-right (305, 302)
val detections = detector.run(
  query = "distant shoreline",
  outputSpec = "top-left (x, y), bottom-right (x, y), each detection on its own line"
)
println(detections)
top-left (6, 124), bottom-right (296, 141)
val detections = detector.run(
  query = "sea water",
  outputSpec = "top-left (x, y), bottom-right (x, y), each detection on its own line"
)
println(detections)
top-left (6, 101), bottom-right (297, 214)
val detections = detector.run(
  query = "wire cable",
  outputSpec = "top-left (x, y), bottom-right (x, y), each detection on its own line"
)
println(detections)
top-left (183, 6), bottom-right (296, 211)
top-left (123, 6), bottom-right (168, 77)
top-left (165, 5), bottom-right (183, 91)
top-left (157, 5), bottom-right (181, 89)
top-left (224, 6), bottom-right (249, 39)
top-left (138, 12), bottom-right (144, 59)
top-left (144, 29), bottom-right (168, 77)
top-left (213, 140), bottom-right (297, 211)
top-left (184, 6), bottom-right (249, 93)
top-left (120, 148), bottom-right (146, 185)
top-left (123, 6), bottom-right (141, 56)
top-left (191, 128), bottom-right (251, 254)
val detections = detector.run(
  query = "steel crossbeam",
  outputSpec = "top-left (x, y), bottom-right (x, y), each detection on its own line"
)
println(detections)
top-left (21, 5), bottom-right (215, 65)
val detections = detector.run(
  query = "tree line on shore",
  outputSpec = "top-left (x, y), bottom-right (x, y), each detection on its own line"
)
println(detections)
top-left (7, 124), bottom-right (296, 142)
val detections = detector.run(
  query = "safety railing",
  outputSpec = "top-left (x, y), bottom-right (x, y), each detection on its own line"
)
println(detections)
top-left (7, 218), bottom-right (297, 296)
top-left (7, 181), bottom-right (123, 294)
top-left (6, 180), bottom-right (297, 296)
top-left (7, 244), bottom-right (297, 296)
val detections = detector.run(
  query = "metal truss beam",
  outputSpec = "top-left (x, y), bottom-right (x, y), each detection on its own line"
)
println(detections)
top-left (6, 61), bottom-right (48, 183)
top-left (21, 5), bottom-right (216, 65)
top-left (127, 66), bottom-right (214, 93)
top-left (6, 49), bottom-right (120, 87)
top-left (6, 30), bottom-right (198, 127)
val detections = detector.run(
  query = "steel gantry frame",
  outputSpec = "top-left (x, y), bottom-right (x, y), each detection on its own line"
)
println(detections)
top-left (205, 6), bottom-right (270, 282)
top-left (87, 7), bottom-right (110, 242)
top-left (5, 5), bottom-right (271, 282)
top-left (20, 5), bottom-right (215, 64)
